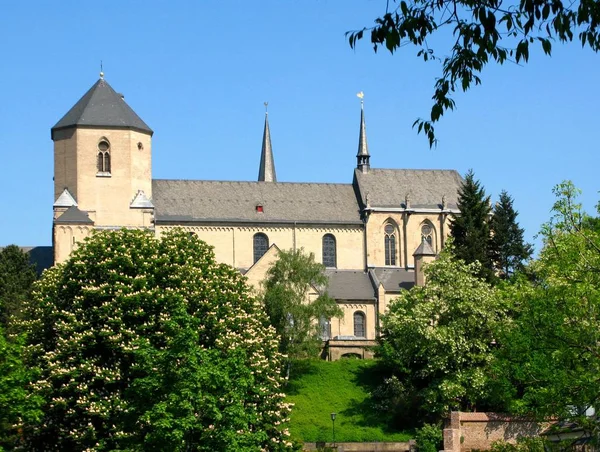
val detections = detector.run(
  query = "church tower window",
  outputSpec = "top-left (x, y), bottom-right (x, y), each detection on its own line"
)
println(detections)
top-left (96, 139), bottom-right (111, 175)
top-left (384, 223), bottom-right (397, 266)
top-left (322, 234), bottom-right (337, 268)
top-left (253, 233), bottom-right (269, 263)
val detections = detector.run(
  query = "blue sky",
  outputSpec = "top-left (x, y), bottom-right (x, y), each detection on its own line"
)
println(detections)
top-left (1, 1), bottom-right (598, 251)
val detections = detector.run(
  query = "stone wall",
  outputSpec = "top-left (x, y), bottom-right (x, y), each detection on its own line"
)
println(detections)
top-left (304, 441), bottom-right (413, 451)
top-left (443, 412), bottom-right (546, 452)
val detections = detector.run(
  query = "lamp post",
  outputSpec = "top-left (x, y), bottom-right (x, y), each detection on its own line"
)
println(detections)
top-left (330, 412), bottom-right (337, 447)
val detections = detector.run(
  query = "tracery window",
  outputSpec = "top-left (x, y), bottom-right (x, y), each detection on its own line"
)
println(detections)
top-left (421, 223), bottom-right (434, 247)
top-left (322, 234), bottom-right (337, 268)
top-left (97, 139), bottom-right (111, 175)
top-left (353, 311), bottom-right (366, 338)
top-left (384, 223), bottom-right (397, 266)
top-left (253, 233), bottom-right (269, 264)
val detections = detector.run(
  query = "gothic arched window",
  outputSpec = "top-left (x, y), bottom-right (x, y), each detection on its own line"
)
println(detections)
top-left (421, 223), bottom-right (434, 247)
top-left (322, 234), bottom-right (337, 268)
top-left (253, 233), bottom-right (269, 264)
top-left (97, 139), bottom-right (111, 174)
top-left (353, 311), bottom-right (366, 338)
top-left (384, 223), bottom-right (397, 266)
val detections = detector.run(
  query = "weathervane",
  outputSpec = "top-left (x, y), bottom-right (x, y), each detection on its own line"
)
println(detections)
top-left (264, 101), bottom-right (269, 115)
top-left (100, 60), bottom-right (104, 79)
top-left (356, 91), bottom-right (365, 107)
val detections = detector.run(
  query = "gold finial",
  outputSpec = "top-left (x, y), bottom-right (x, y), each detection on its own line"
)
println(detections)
top-left (264, 101), bottom-right (269, 114)
top-left (100, 60), bottom-right (104, 79)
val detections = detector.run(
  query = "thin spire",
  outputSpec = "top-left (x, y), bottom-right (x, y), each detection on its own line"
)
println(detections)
top-left (258, 103), bottom-right (277, 182)
top-left (356, 92), bottom-right (370, 173)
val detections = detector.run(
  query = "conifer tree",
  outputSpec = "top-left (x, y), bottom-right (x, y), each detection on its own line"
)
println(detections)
top-left (450, 170), bottom-right (494, 281)
top-left (489, 191), bottom-right (533, 278)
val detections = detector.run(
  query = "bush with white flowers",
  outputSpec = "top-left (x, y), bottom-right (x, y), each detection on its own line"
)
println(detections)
top-left (21, 229), bottom-right (294, 451)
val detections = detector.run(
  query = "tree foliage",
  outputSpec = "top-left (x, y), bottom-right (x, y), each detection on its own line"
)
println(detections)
top-left (0, 245), bottom-right (36, 331)
top-left (496, 182), bottom-right (600, 424)
top-left (489, 190), bottom-right (533, 278)
top-left (348, 0), bottom-right (600, 146)
top-left (262, 249), bottom-right (342, 366)
top-left (378, 244), bottom-right (506, 421)
top-left (450, 170), bottom-right (494, 282)
top-left (19, 229), bottom-right (294, 451)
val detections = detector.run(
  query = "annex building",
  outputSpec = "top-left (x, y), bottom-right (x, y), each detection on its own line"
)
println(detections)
top-left (50, 75), bottom-right (463, 360)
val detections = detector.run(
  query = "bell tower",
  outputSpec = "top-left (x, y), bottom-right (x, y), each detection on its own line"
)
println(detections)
top-left (51, 73), bottom-right (154, 263)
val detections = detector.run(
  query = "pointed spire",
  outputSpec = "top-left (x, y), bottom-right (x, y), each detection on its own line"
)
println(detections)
top-left (258, 103), bottom-right (277, 182)
top-left (356, 92), bottom-right (370, 173)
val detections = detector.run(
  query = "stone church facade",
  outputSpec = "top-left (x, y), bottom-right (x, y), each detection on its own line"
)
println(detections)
top-left (51, 76), bottom-right (463, 360)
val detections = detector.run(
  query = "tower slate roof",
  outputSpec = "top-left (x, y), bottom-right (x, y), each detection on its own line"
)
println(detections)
top-left (413, 237), bottom-right (437, 256)
top-left (258, 113), bottom-right (276, 182)
top-left (152, 179), bottom-right (362, 224)
top-left (51, 78), bottom-right (153, 139)
top-left (354, 168), bottom-right (463, 209)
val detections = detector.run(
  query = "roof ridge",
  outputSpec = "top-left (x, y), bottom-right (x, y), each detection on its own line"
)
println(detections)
top-left (152, 178), bottom-right (353, 187)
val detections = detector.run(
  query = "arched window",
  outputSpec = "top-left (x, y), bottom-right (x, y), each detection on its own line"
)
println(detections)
top-left (353, 311), bottom-right (366, 338)
top-left (96, 139), bottom-right (111, 174)
top-left (322, 234), bottom-right (337, 268)
top-left (421, 223), bottom-right (434, 248)
top-left (253, 233), bottom-right (269, 264)
top-left (384, 223), bottom-right (397, 266)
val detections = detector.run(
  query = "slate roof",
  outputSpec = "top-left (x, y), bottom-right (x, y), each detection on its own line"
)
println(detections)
top-left (54, 206), bottom-right (94, 224)
top-left (371, 267), bottom-right (415, 291)
top-left (354, 168), bottom-right (463, 209)
top-left (52, 78), bottom-right (152, 138)
top-left (325, 270), bottom-right (376, 300)
top-left (258, 114), bottom-right (276, 182)
top-left (152, 180), bottom-right (362, 224)
top-left (20, 246), bottom-right (54, 274)
top-left (414, 238), bottom-right (436, 256)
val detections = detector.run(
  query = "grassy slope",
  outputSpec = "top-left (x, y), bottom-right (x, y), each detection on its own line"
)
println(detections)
top-left (285, 359), bottom-right (413, 443)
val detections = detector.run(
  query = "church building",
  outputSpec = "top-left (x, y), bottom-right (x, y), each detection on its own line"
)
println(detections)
top-left (51, 75), bottom-right (463, 360)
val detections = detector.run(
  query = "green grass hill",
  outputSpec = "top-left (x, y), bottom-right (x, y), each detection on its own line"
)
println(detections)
top-left (285, 358), bottom-right (412, 443)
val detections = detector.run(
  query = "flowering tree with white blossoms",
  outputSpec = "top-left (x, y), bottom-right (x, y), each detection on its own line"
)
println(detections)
top-left (20, 229), bottom-right (295, 451)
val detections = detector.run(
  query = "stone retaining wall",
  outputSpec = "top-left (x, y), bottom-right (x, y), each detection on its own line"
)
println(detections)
top-left (443, 412), bottom-right (546, 452)
top-left (303, 441), bottom-right (413, 451)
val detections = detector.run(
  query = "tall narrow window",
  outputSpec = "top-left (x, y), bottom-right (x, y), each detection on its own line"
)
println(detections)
top-left (353, 311), bottom-right (366, 338)
top-left (384, 223), bottom-right (397, 266)
top-left (319, 316), bottom-right (331, 340)
top-left (97, 139), bottom-right (111, 175)
top-left (253, 233), bottom-right (269, 264)
top-left (322, 234), bottom-right (337, 268)
top-left (421, 223), bottom-right (434, 247)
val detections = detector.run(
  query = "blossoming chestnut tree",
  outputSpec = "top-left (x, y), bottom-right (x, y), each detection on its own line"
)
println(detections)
top-left (20, 229), bottom-right (295, 451)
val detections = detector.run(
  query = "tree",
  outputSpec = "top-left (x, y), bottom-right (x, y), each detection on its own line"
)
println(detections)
top-left (496, 182), bottom-right (600, 425)
top-left (262, 249), bottom-right (342, 369)
top-left (348, 0), bottom-right (600, 147)
top-left (450, 170), bottom-right (494, 282)
top-left (489, 190), bottom-right (533, 278)
top-left (0, 245), bottom-right (36, 330)
top-left (377, 244), bottom-right (506, 422)
top-left (20, 229), bottom-right (294, 451)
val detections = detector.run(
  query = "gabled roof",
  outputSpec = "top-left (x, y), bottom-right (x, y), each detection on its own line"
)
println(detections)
top-left (52, 78), bottom-right (152, 139)
top-left (371, 267), bottom-right (415, 292)
top-left (354, 168), bottom-right (463, 210)
top-left (325, 270), bottom-right (376, 300)
top-left (152, 179), bottom-right (362, 224)
top-left (54, 206), bottom-right (94, 224)
top-left (53, 188), bottom-right (77, 208)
